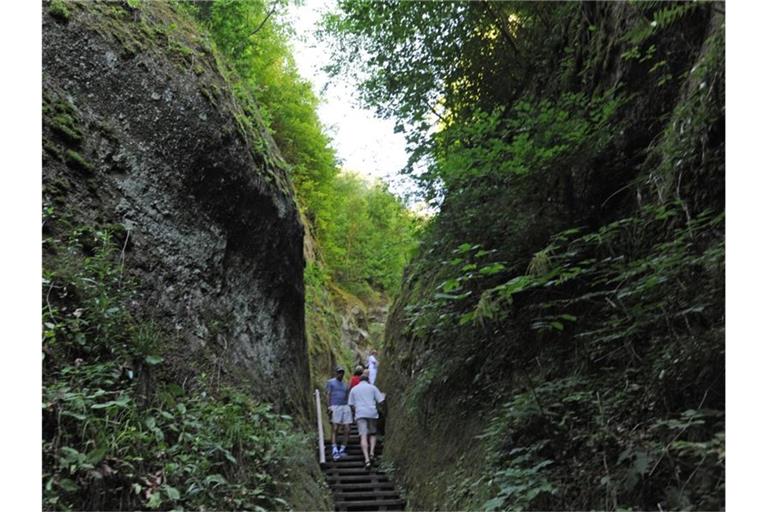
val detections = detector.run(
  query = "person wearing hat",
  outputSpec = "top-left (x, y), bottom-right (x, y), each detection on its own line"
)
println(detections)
top-left (325, 366), bottom-right (352, 461)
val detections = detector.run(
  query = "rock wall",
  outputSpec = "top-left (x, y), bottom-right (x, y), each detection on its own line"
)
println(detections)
top-left (378, 3), bottom-right (724, 510)
top-left (43, 2), bottom-right (310, 417)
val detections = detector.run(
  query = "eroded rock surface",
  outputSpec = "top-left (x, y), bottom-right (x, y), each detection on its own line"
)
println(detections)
top-left (43, 3), bottom-right (310, 416)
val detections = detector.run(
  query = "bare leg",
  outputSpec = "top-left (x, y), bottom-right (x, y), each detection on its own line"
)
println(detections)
top-left (360, 433), bottom-right (370, 464)
top-left (343, 423), bottom-right (350, 447)
top-left (331, 424), bottom-right (337, 447)
top-left (369, 435), bottom-right (377, 460)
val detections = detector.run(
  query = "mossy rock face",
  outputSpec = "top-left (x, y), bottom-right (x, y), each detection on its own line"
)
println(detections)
top-left (64, 149), bottom-right (93, 174)
top-left (51, 114), bottom-right (83, 144)
top-left (44, 94), bottom-right (85, 148)
top-left (43, 140), bottom-right (64, 162)
top-left (43, 0), bottom-right (309, 427)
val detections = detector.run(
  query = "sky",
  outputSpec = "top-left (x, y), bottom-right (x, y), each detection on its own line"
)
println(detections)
top-left (285, 0), bottom-right (414, 196)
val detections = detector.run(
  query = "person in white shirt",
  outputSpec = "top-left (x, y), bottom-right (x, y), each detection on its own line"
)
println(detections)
top-left (347, 374), bottom-right (385, 469)
top-left (367, 350), bottom-right (379, 385)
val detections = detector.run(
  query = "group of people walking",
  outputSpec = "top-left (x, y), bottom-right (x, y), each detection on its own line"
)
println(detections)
top-left (325, 350), bottom-right (383, 469)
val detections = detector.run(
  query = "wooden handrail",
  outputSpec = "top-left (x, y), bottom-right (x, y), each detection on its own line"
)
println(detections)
top-left (314, 388), bottom-right (326, 465)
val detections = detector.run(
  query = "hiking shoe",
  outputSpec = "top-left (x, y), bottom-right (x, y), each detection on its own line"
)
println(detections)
top-left (364, 461), bottom-right (372, 470)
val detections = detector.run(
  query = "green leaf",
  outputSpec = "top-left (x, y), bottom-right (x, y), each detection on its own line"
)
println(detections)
top-left (479, 262), bottom-right (505, 276)
top-left (145, 355), bottom-right (164, 366)
top-left (438, 278), bottom-right (461, 292)
top-left (163, 485), bottom-right (181, 501)
top-left (86, 446), bottom-right (108, 465)
top-left (147, 491), bottom-right (162, 509)
top-left (91, 395), bottom-right (130, 410)
top-left (59, 478), bottom-right (79, 493)
top-left (551, 321), bottom-right (564, 331)
top-left (204, 474), bottom-right (227, 486)
top-left (61, 411), bottom-right (87, 421)
top-left (459, 311), bottom-right (475, 325)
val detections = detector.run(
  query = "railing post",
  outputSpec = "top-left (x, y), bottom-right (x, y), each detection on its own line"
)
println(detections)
top-left (315, 388), bottom-right (326, 465)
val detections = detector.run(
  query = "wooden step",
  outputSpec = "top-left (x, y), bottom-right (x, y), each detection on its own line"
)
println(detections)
top-left (334, 490), bottom-right (402, 500)
top-left (331, 482), bottom-right (396, 491)
top-left (335, 498), bottom-right (405, 510)
top-left (326, 459), bottom-right (368, 465)
top-left (326, 475), bottom-right (392, 484)
top-left (324, 468), bottom-right (387, 476)
top-left (327, 461), bottom-right (368, 468)
top-left (321, 418), bottom-right (402, 512)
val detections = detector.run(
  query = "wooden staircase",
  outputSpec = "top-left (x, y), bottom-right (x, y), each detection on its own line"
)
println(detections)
top-left (322, 424), bottom-right (405, 511)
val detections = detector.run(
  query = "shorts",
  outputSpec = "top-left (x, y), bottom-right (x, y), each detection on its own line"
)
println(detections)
top-left (330, 405), bottom-right (352, 425)
top-left (356, 417), bottom-right (378, 436)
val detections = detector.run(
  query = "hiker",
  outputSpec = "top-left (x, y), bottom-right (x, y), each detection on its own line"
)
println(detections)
top-left (367, 349), bottom-right (379, 385)
top-left (325, 366), bottom-right (352, 461)
top-left (348, 374), bottom-right (385, 470)
top-left (349, 365), bottom-right (364, 389)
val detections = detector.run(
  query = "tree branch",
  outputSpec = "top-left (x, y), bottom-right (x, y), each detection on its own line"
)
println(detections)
top-left (249, 5), bottom-right (277, 39)
top-left (427, 102), bottom-right (448, 125)
top-left (234, 4), bottom-right (278, 56)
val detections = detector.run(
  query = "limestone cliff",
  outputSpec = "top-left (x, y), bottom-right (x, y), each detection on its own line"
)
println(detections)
top-left (43, 2), bottom-right (310, 415)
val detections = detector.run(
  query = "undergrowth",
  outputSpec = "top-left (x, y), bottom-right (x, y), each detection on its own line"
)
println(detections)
top-left (398, 202), bottom-right (724, 510)
top-left (42, 223), bottom-right (310, 511)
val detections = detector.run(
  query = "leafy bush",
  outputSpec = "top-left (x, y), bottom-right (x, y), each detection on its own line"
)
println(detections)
top-left (42, 227), bottom-right (309, 511)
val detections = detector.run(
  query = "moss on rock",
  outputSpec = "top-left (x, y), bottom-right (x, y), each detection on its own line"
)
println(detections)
top-left (48, 0), bottom-right (70, 22)
top-left (64, 149), bottom-right (93, 173)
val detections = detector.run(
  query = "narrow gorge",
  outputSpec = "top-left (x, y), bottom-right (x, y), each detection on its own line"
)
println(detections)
top-left (41, 1), bottom-right (725, 511)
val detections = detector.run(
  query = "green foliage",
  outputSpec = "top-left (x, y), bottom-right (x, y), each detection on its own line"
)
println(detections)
top-left (624, 2), bottom-right (705, 46)
top-left (397, 202), bottom-right (724, 510)
top-left (429, 93), bottom-right (621, 203)
top-left (194, 0), bottom-right (419, 298)
top-left (49, 0), bottom-right (71, 22)
top-left (323, 173), bottom-right (422, 296)
top-left (406, 202), bottom-right (723, 367)
top-left (482, 448), bottom-right (557, 512)
top-left (327, 1), bottom-right (723, 510)
top-left (196, 0), bottom-right (338, 226)
top-left (323, 1), bottom-right (581, 174)
top-left (304, 262), bottom-right (351, 389)
top-left (44, 366), bottom-right (302, 511)
top-left (42, 227), bottom-right (307, 510)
